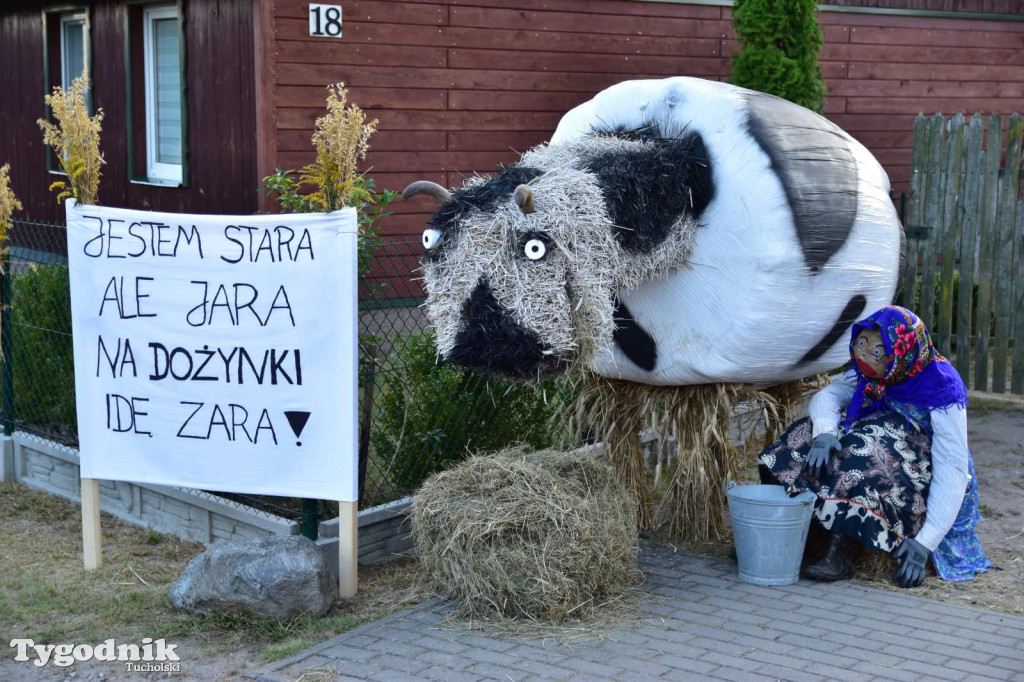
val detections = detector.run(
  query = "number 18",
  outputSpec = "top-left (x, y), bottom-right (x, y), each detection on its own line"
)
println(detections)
top-left (309, 4), bottom-right (342, 37)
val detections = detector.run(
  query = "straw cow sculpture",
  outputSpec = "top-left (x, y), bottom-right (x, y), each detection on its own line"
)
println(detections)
top-left (403, 77), bottom-right (904, 387)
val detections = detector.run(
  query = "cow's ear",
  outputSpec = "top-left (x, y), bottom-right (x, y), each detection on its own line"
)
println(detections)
top-left (582, 131), bottom-right (715, 254)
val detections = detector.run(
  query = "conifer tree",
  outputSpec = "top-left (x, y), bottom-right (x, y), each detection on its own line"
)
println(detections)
top-left (729, 0), bottom-right (827, 113)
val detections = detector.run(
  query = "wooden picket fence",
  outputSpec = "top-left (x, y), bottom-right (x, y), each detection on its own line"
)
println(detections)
top-left (899, 113), bottom-right (1023, 396)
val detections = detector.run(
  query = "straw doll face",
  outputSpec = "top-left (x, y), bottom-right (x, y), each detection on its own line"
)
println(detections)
top-left (852, 328), bottom-right (891, 378)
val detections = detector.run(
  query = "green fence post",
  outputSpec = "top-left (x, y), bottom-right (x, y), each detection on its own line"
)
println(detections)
top-left (358, 342), bottom-right (378, 505)
top-left (1, 246), bottom-right (12, 436)
top-left (301, 498), bottom-right (319, 540)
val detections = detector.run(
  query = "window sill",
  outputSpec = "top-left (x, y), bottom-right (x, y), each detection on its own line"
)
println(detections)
top-left (130, 177), bottom-right (184, 188)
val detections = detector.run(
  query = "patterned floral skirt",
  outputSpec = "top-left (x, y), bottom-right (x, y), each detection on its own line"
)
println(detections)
top-left (932, 460), bottom-right (992, 581)
top-left (758, 413), bottom-right (933, 555)
top-left (759, 412), bottom-right (993, 581)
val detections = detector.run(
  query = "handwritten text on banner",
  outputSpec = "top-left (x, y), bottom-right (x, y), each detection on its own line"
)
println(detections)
top-left (67, 201), bottom-right (358, 501)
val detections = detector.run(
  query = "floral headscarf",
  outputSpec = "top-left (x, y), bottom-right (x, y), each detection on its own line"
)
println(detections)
top-left (842, 305), bottom-right (968, 428)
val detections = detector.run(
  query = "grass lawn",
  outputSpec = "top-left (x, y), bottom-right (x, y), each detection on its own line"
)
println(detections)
top-left (0, 481), bottom-right (424, 667)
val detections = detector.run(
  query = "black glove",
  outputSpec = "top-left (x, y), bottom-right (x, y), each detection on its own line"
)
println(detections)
top-left (803, 433), bottom-right (842, 480)
top-left (893, 538), bottom-right (929, 588)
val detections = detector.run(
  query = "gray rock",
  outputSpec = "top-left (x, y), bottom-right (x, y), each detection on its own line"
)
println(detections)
top-left (168, 535), bottom-right (336, 618)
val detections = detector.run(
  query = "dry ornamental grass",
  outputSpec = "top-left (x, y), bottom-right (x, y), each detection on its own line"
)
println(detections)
top-left (38, 69), bottom-right (103, 206)
top-left (0, 163), bottom-right (22, 250)
top-left (300, 82), bottom-right (378, 212)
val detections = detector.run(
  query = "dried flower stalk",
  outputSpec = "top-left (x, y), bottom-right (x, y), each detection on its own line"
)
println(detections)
top-left (0, 164), bottom-right (21, 253)
top-left (300, 82), bottom-right (378, 212)
top-left (38, 69), bottom-right (104, 206)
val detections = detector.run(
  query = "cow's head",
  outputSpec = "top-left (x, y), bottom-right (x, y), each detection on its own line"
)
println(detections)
top-left (404, 133), bottom-right (715, 379)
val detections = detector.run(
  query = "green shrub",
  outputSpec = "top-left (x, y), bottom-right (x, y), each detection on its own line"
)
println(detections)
top-left (370, 330), bottom-right (563, 491)
top-left (9, 264), bottom-right (77, 437)
top-left (729, 0), bottom-right (827, 113)
top-left (261, 169), bottom-right (395, 278)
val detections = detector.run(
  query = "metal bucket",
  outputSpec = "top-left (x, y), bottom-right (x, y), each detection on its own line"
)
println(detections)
top-left (726, 481), bottom-right (816, 586)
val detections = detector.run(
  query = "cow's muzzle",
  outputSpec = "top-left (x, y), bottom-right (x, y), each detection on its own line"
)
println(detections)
top-left (447, 280), bottom-right (567, 377)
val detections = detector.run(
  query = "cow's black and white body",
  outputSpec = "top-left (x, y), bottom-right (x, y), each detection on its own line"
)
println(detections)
top-left (406, 77), bottom-right (903, 386)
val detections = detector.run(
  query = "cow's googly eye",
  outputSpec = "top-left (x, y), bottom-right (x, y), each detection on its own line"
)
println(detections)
top-left (524, 238), bottom-right (547, 260)
top-left (422, 228), bottom-right (443, 250)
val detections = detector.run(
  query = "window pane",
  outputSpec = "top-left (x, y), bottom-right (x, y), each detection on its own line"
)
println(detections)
top-left (153, 17), bottom-right (181, 166)
top-left (62, 22), bottom-right (85, 90)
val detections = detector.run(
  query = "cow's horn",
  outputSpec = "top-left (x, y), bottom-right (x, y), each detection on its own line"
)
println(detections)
top-left (513, 184), bottom-right (535, 214)
top-left (402, 181), bottom-right (452, 204)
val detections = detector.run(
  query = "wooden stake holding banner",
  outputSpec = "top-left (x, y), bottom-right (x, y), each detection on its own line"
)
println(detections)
top-left (338, 501), bottom-right (358, 597)
top-left (81, 477), bottom-right (102, 570)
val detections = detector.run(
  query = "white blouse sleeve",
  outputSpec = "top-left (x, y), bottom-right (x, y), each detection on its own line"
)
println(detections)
top-left (807, 373), bottom-right (858, 438)
top-left (914, 405), bottom-right (971, 552)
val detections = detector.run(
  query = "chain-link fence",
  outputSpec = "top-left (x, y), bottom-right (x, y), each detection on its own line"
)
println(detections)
top-left (1, 219), bottom-right (568, 534)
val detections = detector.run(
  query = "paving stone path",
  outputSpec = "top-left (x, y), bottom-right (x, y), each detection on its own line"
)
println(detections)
top-left (246, 546), bottom-right (1024, 682)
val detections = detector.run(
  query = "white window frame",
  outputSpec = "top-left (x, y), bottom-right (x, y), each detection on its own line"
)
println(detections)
top-left (59, 11), bottom-right (89, 92)
top-left (143, 5), bottom-right (183, 185)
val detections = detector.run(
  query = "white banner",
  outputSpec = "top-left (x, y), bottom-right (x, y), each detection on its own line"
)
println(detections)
top-left (66, 200), bottom-right (358, 501)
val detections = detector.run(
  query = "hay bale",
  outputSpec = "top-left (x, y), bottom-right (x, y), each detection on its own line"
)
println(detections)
top-left (411, 447), bottom-right (638, 622)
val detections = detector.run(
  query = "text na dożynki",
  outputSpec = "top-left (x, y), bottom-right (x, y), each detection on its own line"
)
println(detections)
top-left (80, 214), bottom-right (320, 446)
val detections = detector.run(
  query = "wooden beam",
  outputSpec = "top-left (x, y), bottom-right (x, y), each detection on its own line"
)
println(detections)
top-left (338, 500), bottom-right (358, 598)
top-left (253, 0), bottom-right (278, 213)
top-left (81, 477), bottom-right (102, 571)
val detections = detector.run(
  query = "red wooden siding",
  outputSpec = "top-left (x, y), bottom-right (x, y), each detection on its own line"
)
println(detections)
top-left (0, 5), bottom-right (46, 222)
top-left (269, 0), bottom-right (1024, 238)
top-left (0, 0), bottom-right (258, 223)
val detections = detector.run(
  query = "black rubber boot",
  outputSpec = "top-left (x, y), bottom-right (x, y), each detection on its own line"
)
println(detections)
top-left (802, 532), bottom-right (854, 582)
